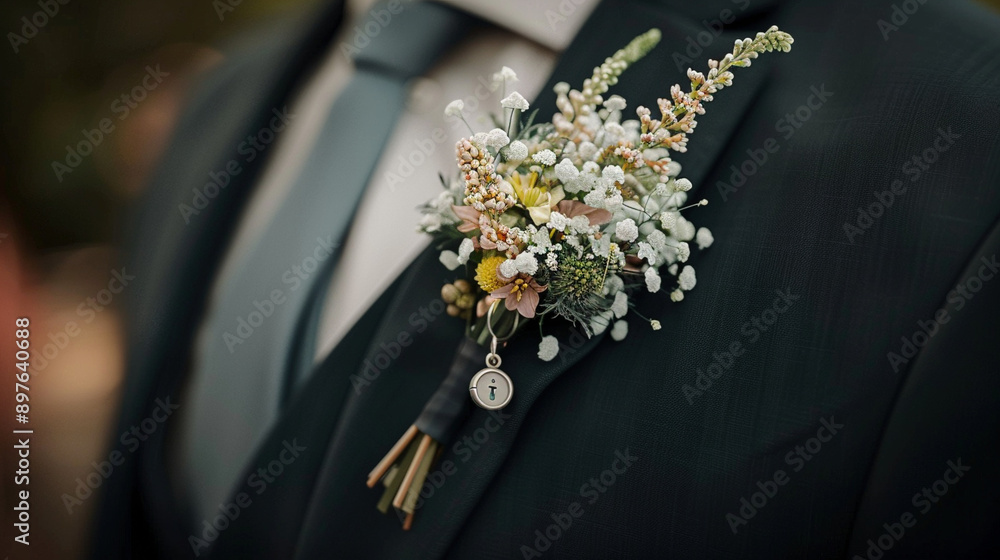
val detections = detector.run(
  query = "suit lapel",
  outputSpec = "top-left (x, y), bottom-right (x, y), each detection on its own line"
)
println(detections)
top-left (99, 1), bottom-right (349, 556)
top-left (292, 0), bottom-right (782, 558)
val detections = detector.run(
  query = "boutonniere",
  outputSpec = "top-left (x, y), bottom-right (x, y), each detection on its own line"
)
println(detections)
top-left (369, 26), bottom-right (794, 528)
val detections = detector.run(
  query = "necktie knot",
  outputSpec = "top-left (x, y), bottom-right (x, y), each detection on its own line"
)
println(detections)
top-left (349, 1), bottom-right (482, 80)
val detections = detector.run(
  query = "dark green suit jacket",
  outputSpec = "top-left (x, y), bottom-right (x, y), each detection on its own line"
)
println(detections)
top-left (92, 0), bottom-right (1000, 557)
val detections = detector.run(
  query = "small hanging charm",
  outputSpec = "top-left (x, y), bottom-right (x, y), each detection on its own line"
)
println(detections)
top-left (469, 340), bottom-right (513, 410)
top-left (469, 301), bottom-right (518, 410)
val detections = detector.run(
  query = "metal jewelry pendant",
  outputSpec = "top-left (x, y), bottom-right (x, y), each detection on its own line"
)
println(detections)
top-left (469, 302), bottom-right (518, 410)
top-left (469, 348), bottom-right (513, 410)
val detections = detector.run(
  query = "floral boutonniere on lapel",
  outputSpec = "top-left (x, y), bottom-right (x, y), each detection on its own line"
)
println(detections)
top-left (370, 26), bottom-right (794, 529)
top-left (422, 26), bottom-right (794, 358)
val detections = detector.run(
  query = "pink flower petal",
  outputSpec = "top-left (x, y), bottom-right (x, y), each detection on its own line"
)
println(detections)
top-left (557, 200), bottom-right (612, 226)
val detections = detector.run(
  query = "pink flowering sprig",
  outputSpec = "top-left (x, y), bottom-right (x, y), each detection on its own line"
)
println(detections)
top-left (638, 26), bottom-right (794, 155)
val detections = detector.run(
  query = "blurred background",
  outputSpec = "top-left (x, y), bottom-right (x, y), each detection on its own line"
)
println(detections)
top-left (0, 0), bottom-right (998, 558)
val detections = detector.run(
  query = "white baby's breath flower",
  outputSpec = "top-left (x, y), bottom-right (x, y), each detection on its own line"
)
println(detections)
top-left (499, 259), bottom-right (518, 279)
top-left (439, 250), bottom-right (461, 270)
top-left (444, 99), bottom-right (464, 118)
top-left (602, 165), bottom-right (625, 185)
top-left (501, 91), bottom-right (530, 111)
top-left (485, 128), bottom-right (510, 149)
top-left (603, 274), bottom-right (624, 296)
top-left (532, 149), bottom-right (557, 166)
top-left (578, 142), bottom-right (599, 161)
top-left (505, 140), bottom-right (528, 163)
top-left (675, 241), bottom-right (691, 263)
top-left (610, 320), bottom-right (629, 341)
top-left (548, 212), bottom-right (571, 231)
top-left (652, 182), bottom-right (670, 197)
top-left (604, 192), bottom-right (624, 212)
top-left (674, 215), bottom-right (696, 241)
top-left (514, 252), bottom-right (538, 275)
top-left (471, 132), bottom-right (488, 145)
top-left (646, 230), bottom-right (667, 252)
top-left (670, 289), bottom-right (684, 302)
top-left (603, 95), bottom-right (627, 112)
top-left (493, 66), bottom-right (518, 84)
top-left (420, 213), bottom-right (442, 232)
top-left (645, 267), bottom-right (661, 293)
top-left (555, 158), bottom-right (579, 183)
top-left (457, 238), bottom-right (475, 264)
top-left (538, 335), bottom-right (559, 361)
top-left (696, 227), bottom-right (714, 249)
top-left (591, 310), bottom-right (613, 335)
top-left (659, 211), bottom-right (677, 230)
top-left (615, 218), bottom-right (639, 243)
top-left (674, 177), bottom-right (693, 191)
top-left (531, 227), bottom-right (551, 248)
top-left (650, 319), bottom-right (662, 330)
top-left (545, 251), bottom-right (559, 270)
top-left (637, 241), bottom-right (657, 265)
top-left (679, 265), bottom-right (697, 290)
top-left (612, 291), bottom-right (628, 318)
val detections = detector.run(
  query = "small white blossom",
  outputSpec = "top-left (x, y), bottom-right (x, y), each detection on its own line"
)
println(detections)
top-left (531, 227), bottom-right (551, 249)
top-left (637, 241), bottom-right (657, 265)
top-left (615, 218), bottom-right (639, 243)
top-left (591, 310), bottom-right (613, 335)
top-left (674, 177), bottom-right (693, 191)
top-left (501, 91), bottom-right (530, 111)
top-left (499, 259), bottom-right (518, 279)
top-left (553, 81), bottom-right (570, 95)
top-left (493, 66), bottom-right (518, 85)
top-left (602, 165), bottom-right (625, 185)
top-left (505, 140), bottom-right (528, 163)
top-left (610, 320), bottom-right (629, 341)
top-left (652, 182), bottom-right (670, 197)
top-left (604, 192), bottom-right (624, 212)
top-left (696, 227), bottom-right (714, 249)
top-left (675, 241), bottom-right (691, 263)
top-left (670, 289), bottom-right (684, 302)
top-left (645, 267), bottom-right (661, 293)
top-left (439, 250), bottom-right (461, 270)
top-left (583, 189), bottom-right (605, 209)
top-left (679, 265), bottom-right (697, 290)
top-left (485, 128), bottom-right (510, 149)
top-left (545, 252), bottom-right (559, 270)
top-left (578, 142), bottom-right (598, 160)
top-left (612, 291), bottom-right (628, 318)
top-left (603, 274), bottom-right (624, 296)
top-left (514, 252), bottom-right (538, 275)
top-left (548, 212), bottom-right (570, 231)
top-left (471, 132), bottom-right (488, 145)
top-left (457, 238), bottom-right (475, 264)
top-left (444, 99), bottom-right (464, 118)
top-left (420, 213), bottom-right (442, 232)
top-left (659, 211), bottom-right (677, 230)
top-left (532, 149), bottom-right (557, 166)
top-left (650, 319), bottom-right (662, 330)
top-left (674, 216), bottom-right (696, 241)
top-left (646, 230), bottom-right (667, 252)
top-left (538, 335), bottom-right (559, 361)
top-left (603, 95), bottom-right (627, 112)
top-left (555, 158), bottom-right (579, 184)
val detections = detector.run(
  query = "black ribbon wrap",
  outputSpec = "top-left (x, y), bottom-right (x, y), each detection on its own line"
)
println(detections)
top-left (414, 337), bottom-right (486, 444)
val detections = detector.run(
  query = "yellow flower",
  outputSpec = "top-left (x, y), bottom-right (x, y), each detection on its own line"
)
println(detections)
top-left (475, 256), bottom-right (508, 293)
top-left (509, 172), bottom-right (565, 225)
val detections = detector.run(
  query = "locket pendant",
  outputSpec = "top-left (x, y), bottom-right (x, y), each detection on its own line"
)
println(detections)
top-left (469, 302), bottom-right (517, 410)
top-left (469, 340), bottom-right (513, 410)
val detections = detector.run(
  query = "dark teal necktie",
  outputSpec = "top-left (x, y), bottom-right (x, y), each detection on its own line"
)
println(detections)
top-left (176, 1), bottom-right (481, 524)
